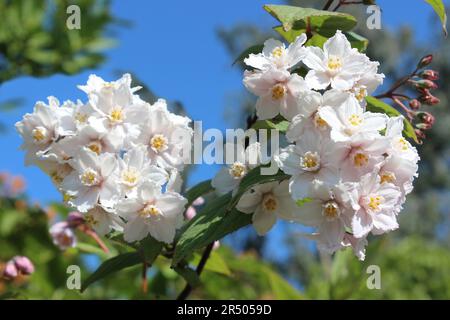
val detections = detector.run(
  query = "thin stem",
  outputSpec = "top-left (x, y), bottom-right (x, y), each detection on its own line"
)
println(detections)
top-left (323, 0), bottom-right (335, 10)
top-left (141, 262), bottom-right (148, 294)
top-left (84, 228), bottom-right (109, 253)
top-left (177, 242), bottom-right (214, 300)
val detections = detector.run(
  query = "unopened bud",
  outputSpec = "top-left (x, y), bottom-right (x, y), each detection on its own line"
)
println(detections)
top-left (419, 93), bottom-right (440, 105)
top-left (416, 111), bottom-right (435, 129)
top-left (409, 99), bottom-right (421, 110)
top-left (411, 79), bottom-right (438, 90)
top-left (67, 211), bottom-right (84, 228)
top-left (414, 129), bottom-right (426, 141)
top-left (185, 206), bottom-right (197, 220)
top-left (13, 256), bottom-right (34, 275)
top-left (418, 55), bottom-right (433, 69)
top-left (3, 261), bottom-right (18, 279)
top-left (419, 70), bottom-right (439, 81)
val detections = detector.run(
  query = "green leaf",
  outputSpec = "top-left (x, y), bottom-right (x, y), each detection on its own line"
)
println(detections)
top-left (192, 250), bottom-right (232, 277)
top-left (365, 96), bottom-right (419, 143)
top-left (81, 252), bottom-right (142, 292)
top-left (229, 165), bottom-right (289, 209)
top-left (233, 44), bottom-right (264, 65)
top-left (251, 118), bottom-right (290, 132)
top-left (425, 0), bottom-right (448, 36)
top-left (296, 197), bottom-right (313, 207)
top-left (77, 242), bottom-right (111, 259)
top-left (139, 236), bottom-right (163, 264)
top-left (264, 5), bottom-right (357, 35)
top-left (265, 268), bottom-right (304, 299)
top-left (173, 194), bottom-right (251, 266)
top-left (174, 266), bottom-right (201, 288)
top-left (184, 180), bottom-right (213, 207)
top-left (274, 26), bottom-right (368, 52)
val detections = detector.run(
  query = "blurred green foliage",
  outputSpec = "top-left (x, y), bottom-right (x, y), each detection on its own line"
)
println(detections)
top-left (0, 0), bottom-right (117, 82)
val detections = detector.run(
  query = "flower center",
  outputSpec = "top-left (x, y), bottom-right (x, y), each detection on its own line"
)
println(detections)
top-left (322, 201), bottom-right (341, 221)
top-left (314, 113), bottom-right (328, 129)
top-left (87, 140), bottom-right (102, 155)
top-left (394, 137), bottom-right (409, 151)
top-left (353, 86), bottom-right (368, 102)
top-left (327, 55), bottom-right (342, 71)
top-left (50, 172), bottom-right (63, 185)
top-left (380, 171), bottom-right (396, 184)
top-left (80, 168), bottom-right (100, 186)
top-left (353, 152), bottom-right (369, 167)
top-left (272, 46), bottom-right (284, 58)
top-left (271, 84), bottom-right (286, 100)
top-left (262, 193), bottom-right (278, 212)
top-left (229, 162), bottom-right (247, 179)
top-left (300, 151), bottom-right (320, 172)
top-left (368, 195), bottom-right (384, 212)
top-left (139, 203), bottom-right (162, 218)
top-left (122, 168), bottom-right (139, 186)
top-left (109, 107), bottom-right (124, 123)
top-left (348, 114), bottom-right (363, 126)
top-left (75, 112), bottom-right (88, 124)
top-left (150, 134), bottom-right (168, 153)
top-left (32, 126), bottom-right (48, 143)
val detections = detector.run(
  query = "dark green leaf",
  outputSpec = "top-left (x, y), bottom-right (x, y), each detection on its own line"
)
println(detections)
top-left (139, 236), bottom-right (163, 264)
top-left (174, 266), bottom-right (201, 288)
top-left (81, 252), bottom-right (142, 292)
top-left (184, 180), bottom-right (213, 207)
top-left (365, 96), bottom-right (419, 143)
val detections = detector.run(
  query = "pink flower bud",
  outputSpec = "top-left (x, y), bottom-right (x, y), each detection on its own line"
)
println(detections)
top-left (418, 55), bottom-right (433, 68)
top-left (409, 99), bottom-right (421, 110)
top-left (185, 206), bottom-right (197, 220)
top-left (67, 211), bottom-right (85, 228)
top-left (416, 112), bottom-right (435, 129)
top-left (192, 197), bottom-right (205, 207)
top-left (419, 70), bottom-right (439, 81)
top-left (411, 79), bottom-right (438, 90)
top-left (13, 256), bottom-right (34, 275)
top-left (3, 261), bottom-right (18, 279)
top-left (50, 221), bottom-right (77, 250)
top-left (420, 93), bottom-right (440, 105)
top-left (212, 240), bottom-right (221, 250)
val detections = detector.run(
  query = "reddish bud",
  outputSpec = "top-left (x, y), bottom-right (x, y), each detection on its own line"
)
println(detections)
top-left (419, 70), bottom-right (439, 81)
top-left (411, 79), bottom-right (438, 90)
top-left (3, 261), bottom-right (18, 279)
top-left (67, 211), bottom-right (84, 228)
top-left (409, 99), bottom-right (421, 110)
top-left (418, 55), bottom-right (433, 69)
top-left (13, 256), bottom-right (35, 275)
top-left (420, 93), bottom-right (440, 105)
top-left (415, 111), bottom-right (435, 129)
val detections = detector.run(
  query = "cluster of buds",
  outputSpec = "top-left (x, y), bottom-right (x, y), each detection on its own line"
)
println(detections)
top-left (2, 256), bottom-right (34, 280)
top-left (409, 55), bottom-right (440, 140)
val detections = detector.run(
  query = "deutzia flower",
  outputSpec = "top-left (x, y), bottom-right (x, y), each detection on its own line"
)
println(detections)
top-left (293, 180), bottom-right (356, 253)
top-left (349, 172), bottom-right (402, 238)
top-left (61, 148), bottom-right (119, 212)
top-left (132, 99), bottom-right (193, 170)
top-left (15, 97), bottom-right (75, 165)
top-left (341, 233), bottom-right (368, 261)
top-left (243, 68), bottom-right (309, 120)
top-left (303, 30), bottom-right (373, 90)
top-left (244, 34), bottom-right (307, 71)
top-left (49, 221), bottom-right (77, 250)
top-left (117, 182), bottom-right (187, 243)
top-left (84, 206), bottom-right (124, 236)
top-left (117, 145), bottom-right (168, 198)
top-left (318, 96), bottom-right (388, 142)
top-left (286, 89), bottom-right (350, 141)
top-left (348, 62), bottom-right (384, 105)
top-left (276, 131), bottom-right (344, 200)
top-left (236, 181), bottom-right (301, 235)
top-left (212, 142), bottom-right (267, 195)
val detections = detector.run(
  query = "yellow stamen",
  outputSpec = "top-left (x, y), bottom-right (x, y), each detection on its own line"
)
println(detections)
top-left (327, 55), bottom-right (342, 70)
top-left (263, 193), bottom-right (278, 212)
top-left (271, 84), bottom-right (286, 100)
top-left (229, 162), bottom-right (247, 179)
top-left (368, 195), bottom-right (383, 212)
top-left (300, 151), bottom-right (320, 171)
top-left (272, 47), bottom-right (284, 58)
top-left (353, 153), bottom-right (369, 167)
top-left (150, 134), bottom-right (168, 153)
top-left (348, 114), bottom-right (363, 126)
top-left (322, 201), bottom-right (340, 220)
top-left (380, 171), bottom-right (396, 184)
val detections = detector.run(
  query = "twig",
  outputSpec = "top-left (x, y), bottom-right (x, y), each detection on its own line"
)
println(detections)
top-left (323, 0), bottom-right (335, 10)
top-left (142, 262), bottom-right (148, 294)
top-left (176, 242), bottom-right (214, 300)
top-left (84, 228), bottom-right (109, 254)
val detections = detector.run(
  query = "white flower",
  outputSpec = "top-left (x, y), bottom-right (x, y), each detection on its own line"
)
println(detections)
top-left (212, 142), bottom-right (267, 195)
top-left (292, 180), bottom-right (356, 253)
top-left (318, 96), bottom-right (388, 142)
top-left (236, 180), bottom-right (301, 235)
top-left (349, 172), bottom-right (402, 238)
top-left (341, 233), bottom-right (368, 261)
top-left (131, 99), bottom-right (192, 170)
top-left (85, 206), bottom-right (124, 236)
top-left (15, 97), bottom-right (75, 165)
top-left (243, 68), bottom-right (309, 120)
top-left (304, 30), bottom-right (373, 90)
top-left (61, 148), bottom-right (119, 212)
top-left (244, 34), bottom-right (307, 71)
top-left (117, 145), bottom-right (168, 198)
top-left (117, 182), bottom-right (187, 243)
top-left (276, 131), bottom-right (344, 200)
top-left (348, 62), bottom-right (384, 105)
top-left (286, 89), bottom-right (350, 142)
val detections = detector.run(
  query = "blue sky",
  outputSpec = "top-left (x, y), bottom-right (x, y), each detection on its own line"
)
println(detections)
top-left (0, 0), bottom-right (439, 205)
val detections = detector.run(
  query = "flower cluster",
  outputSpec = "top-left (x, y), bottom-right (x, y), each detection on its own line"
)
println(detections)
top-left (16, 74), bottom-right (192, 244)
top-left (238, 31), bottom-right (419, 260)
top-left (2, 256), bottom-right (34, 280)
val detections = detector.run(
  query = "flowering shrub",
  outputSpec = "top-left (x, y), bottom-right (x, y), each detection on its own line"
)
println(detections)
top-left (13, 2), bottom-right (445, 298)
